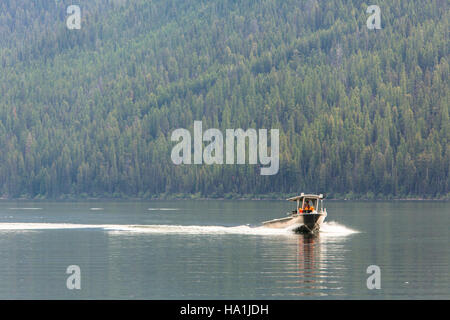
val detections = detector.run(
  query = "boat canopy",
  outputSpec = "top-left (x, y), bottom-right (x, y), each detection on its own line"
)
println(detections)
top-left (287, 193), bottom-right (324, 201)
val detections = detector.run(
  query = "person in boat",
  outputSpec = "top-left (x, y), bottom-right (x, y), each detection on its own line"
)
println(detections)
top-left (303, 200), bottom-right (314, 213)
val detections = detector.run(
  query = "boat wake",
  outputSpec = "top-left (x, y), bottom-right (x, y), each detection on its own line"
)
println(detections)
top-left (0, 223), bottom-right (103, 230)
top-left (0, 223), bottom-right (289, 235)
top-left (0, 221), bottom-right (358, 236)
top-left (107, 224), bottom-right (293, 235)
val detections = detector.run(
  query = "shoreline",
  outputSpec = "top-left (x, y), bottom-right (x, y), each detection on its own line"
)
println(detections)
top-left (0, 194), bottom-right (448, 202)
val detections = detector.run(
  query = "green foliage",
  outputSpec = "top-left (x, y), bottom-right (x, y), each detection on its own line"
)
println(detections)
top-left (0, 0), bottom-right (448, 198)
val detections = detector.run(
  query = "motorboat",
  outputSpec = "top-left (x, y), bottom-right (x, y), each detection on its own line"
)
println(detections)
top-left (262, 193), bottom-right (327, 233)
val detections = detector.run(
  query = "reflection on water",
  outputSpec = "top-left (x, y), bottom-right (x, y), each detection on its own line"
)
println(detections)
top-left (263, 232), bottom-right (351, 297)
top-left (296, 234), bottom-right (322, 293)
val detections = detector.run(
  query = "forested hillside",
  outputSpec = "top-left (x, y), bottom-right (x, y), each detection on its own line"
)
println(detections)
top-left (0, 0), bottom-right (448, 199)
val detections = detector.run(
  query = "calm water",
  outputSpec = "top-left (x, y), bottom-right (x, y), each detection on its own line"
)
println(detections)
top-left (0, 200), bottom-right (448, 299)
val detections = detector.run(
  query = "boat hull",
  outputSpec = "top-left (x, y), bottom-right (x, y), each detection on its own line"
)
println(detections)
top-left (262, 213), bottom-right (326, 233)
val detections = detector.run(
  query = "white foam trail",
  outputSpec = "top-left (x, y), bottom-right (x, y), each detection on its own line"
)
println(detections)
top-left (0, 223), bottom-right (291, 235)
top-left (106, 224), bottom-right (293, 235)
top-left (0, 223), bottom-right (100, 230)
top-left (90, 208), bottom-right (104, 211)
top-left (0, 221), bottom-right (358, 236)
top-left (319, 221), bottom-right (359, 236)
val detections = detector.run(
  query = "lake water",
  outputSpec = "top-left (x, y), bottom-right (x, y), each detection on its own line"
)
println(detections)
top-left (0, 200), bottom-right (448, 299)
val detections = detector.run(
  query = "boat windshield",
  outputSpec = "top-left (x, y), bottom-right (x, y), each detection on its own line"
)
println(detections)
top-left (289, 194), bottom-right (323, 214)
top-left (298, 198), bottom-right (318, 212)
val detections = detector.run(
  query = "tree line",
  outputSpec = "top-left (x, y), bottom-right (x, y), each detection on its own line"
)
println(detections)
top-left (0, 0), bottom-right (448, 199)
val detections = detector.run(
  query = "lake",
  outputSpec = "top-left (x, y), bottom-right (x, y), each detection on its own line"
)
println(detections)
top-left (0, 200), bottom-right (448, 299)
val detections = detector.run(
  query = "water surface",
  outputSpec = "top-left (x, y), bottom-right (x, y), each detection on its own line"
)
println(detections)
top-left (0, 200), bottom-right (448, 299)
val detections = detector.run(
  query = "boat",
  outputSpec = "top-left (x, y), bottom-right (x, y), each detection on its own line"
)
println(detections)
top-left (262, 193), bottom-right (327, 233)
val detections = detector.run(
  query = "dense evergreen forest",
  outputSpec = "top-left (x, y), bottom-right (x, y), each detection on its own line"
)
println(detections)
top-left (0, 0), bottom-right (448, 199)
